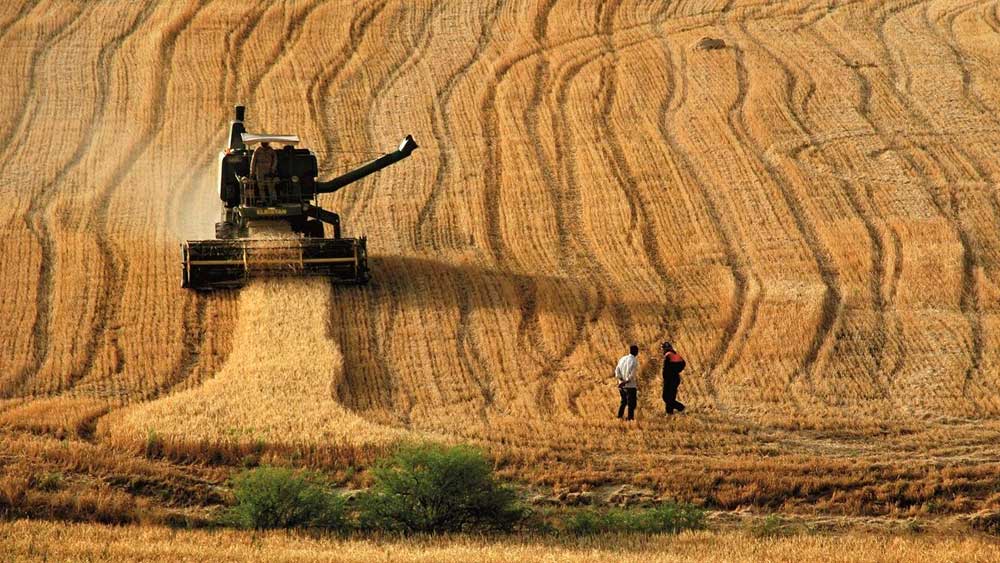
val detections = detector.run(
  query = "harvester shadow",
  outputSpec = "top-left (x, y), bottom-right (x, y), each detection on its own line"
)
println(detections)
top-left (326, 255), bottom-right (670, 425)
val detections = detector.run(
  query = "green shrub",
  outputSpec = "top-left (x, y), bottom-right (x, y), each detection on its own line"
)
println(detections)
top-left (748, 514), bottom-right (788, 538)
top-left (564, 509), bottom-right (616, 535)
top-left (564, 502), bottom-right (706, 535)
top-left (359, 443), bottom-right (522, 533)
top-left (222, 466), bottom-right (345, 530)
top-left (34, 471), bottom-right (64, 492)
top-left (144, 429), bottom-right (164, 458)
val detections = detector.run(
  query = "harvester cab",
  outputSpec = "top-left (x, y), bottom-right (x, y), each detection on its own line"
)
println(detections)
top-left (181, 105), bottom-right (417, 290)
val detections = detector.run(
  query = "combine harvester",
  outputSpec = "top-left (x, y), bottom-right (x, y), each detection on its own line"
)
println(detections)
top-left (181, 105), bottom-right (417, 289)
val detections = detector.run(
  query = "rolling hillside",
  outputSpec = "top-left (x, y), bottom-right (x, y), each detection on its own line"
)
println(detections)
top-left (3, 0), bottom-right (1000, 514)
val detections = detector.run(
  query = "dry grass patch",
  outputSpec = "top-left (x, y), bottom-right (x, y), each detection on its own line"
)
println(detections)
top-left (2, 520), bottom-right (1000, 562)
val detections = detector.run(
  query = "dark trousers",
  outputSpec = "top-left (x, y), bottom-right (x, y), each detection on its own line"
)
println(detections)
top-left (618, 387), bottom-right (637, 420)
top-left (663, 379), bottom-right (685, 414)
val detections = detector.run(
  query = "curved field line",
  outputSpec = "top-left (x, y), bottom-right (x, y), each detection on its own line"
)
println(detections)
top-left (0, 0), bottom-right (36, 36)
top-left (0, 2), bottom-right (84, 161)
top-left (82, 1), bottom-right (208, 389)
top-left (807, 1), bottom-right (983, 414)
top-left (414, 0), bottom-right (503, 250)
top-left (4, 2), bottom-right (110, 397)
top-left (219, 2), bottom-right (271, 106)
top-left (888, 1), bottom-right (992, 409)
top-left (736, 16), bottom-right (891, 399)
top-left (296, 1), bottom-right (416, 417)
top-left (422, 2), bottom-right (506, 417)
top-left (545, 13), bottom-right (614, 408)
top-left (306, 0), bottom-right (389, 168)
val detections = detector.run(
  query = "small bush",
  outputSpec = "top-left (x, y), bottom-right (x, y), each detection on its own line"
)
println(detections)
top-left (564, 502), bottom-right (706, 535)
top-left (34, 472), bottom-right (64, 492)
top-left (144, 429), bottom-right (164, 458)
top-left (748, 514), bottom-right (788, 538)
top-left (222, 466), bottom-right (345, 530)
top-left (359, 443), bottom-right (522, 533)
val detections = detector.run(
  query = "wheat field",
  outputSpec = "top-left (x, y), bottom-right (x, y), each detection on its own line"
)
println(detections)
top-left (3, 0), bottom-right (1000, 516)
top-left (3, 519), bottom-right (1000, 562)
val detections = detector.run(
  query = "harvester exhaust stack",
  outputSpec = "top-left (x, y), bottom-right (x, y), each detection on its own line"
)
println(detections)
top-left (180, 105), bottom-right (416, 290)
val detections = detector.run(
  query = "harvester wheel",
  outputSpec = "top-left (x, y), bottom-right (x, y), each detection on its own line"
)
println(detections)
top-left (303, 220), bottom-right (325, 238)
top-left (215, 221), bottom-right (237, 239)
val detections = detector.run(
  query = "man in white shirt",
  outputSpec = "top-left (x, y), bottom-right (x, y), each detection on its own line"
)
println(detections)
top-left (615, 344), bottom-right (640, 420)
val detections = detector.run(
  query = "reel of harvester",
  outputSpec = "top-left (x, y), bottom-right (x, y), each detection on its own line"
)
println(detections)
top-left (181, 105), bottom-right (416, 290)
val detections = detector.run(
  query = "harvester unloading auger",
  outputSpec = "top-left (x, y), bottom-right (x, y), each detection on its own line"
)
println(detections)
top-left (181, 105), bottom-right (417, 290)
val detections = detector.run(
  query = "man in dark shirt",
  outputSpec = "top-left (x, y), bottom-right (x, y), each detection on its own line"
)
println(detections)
top-left (661, 342), bottom-right (686, 414)
top-left (250, 141), bottom-right (278, 202)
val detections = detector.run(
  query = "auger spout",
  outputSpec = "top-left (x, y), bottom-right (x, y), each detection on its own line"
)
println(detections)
top-left (315, 135), bottom-right (418, 195)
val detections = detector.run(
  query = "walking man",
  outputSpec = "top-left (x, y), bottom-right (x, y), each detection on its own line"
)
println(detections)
top-left (615, 344), bottom-right (640, 420)
top-left (661, 342), bottom-right (686, 414)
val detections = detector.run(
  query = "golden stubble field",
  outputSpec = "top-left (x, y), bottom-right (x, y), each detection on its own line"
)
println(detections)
top-left (3, 0), bottom-right (1000, 517)
top-left (4, 519), bottom-right (1000, 563)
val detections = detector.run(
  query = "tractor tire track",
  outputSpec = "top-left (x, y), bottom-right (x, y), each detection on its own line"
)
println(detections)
top-left (83, 1), bottom-right (207, 391)
top-left (5, 1), bottom-right (112, 397)
top-left (738, 17), bottom-right (892, 400)
top-left (808, 1), bottom-right (984, 414)
top-left (0, 2), bottom-right (82, 161)
top-left (724, 41), bottom-right (842, 400)
top-left (415, 0), bottom-right (503, 250)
